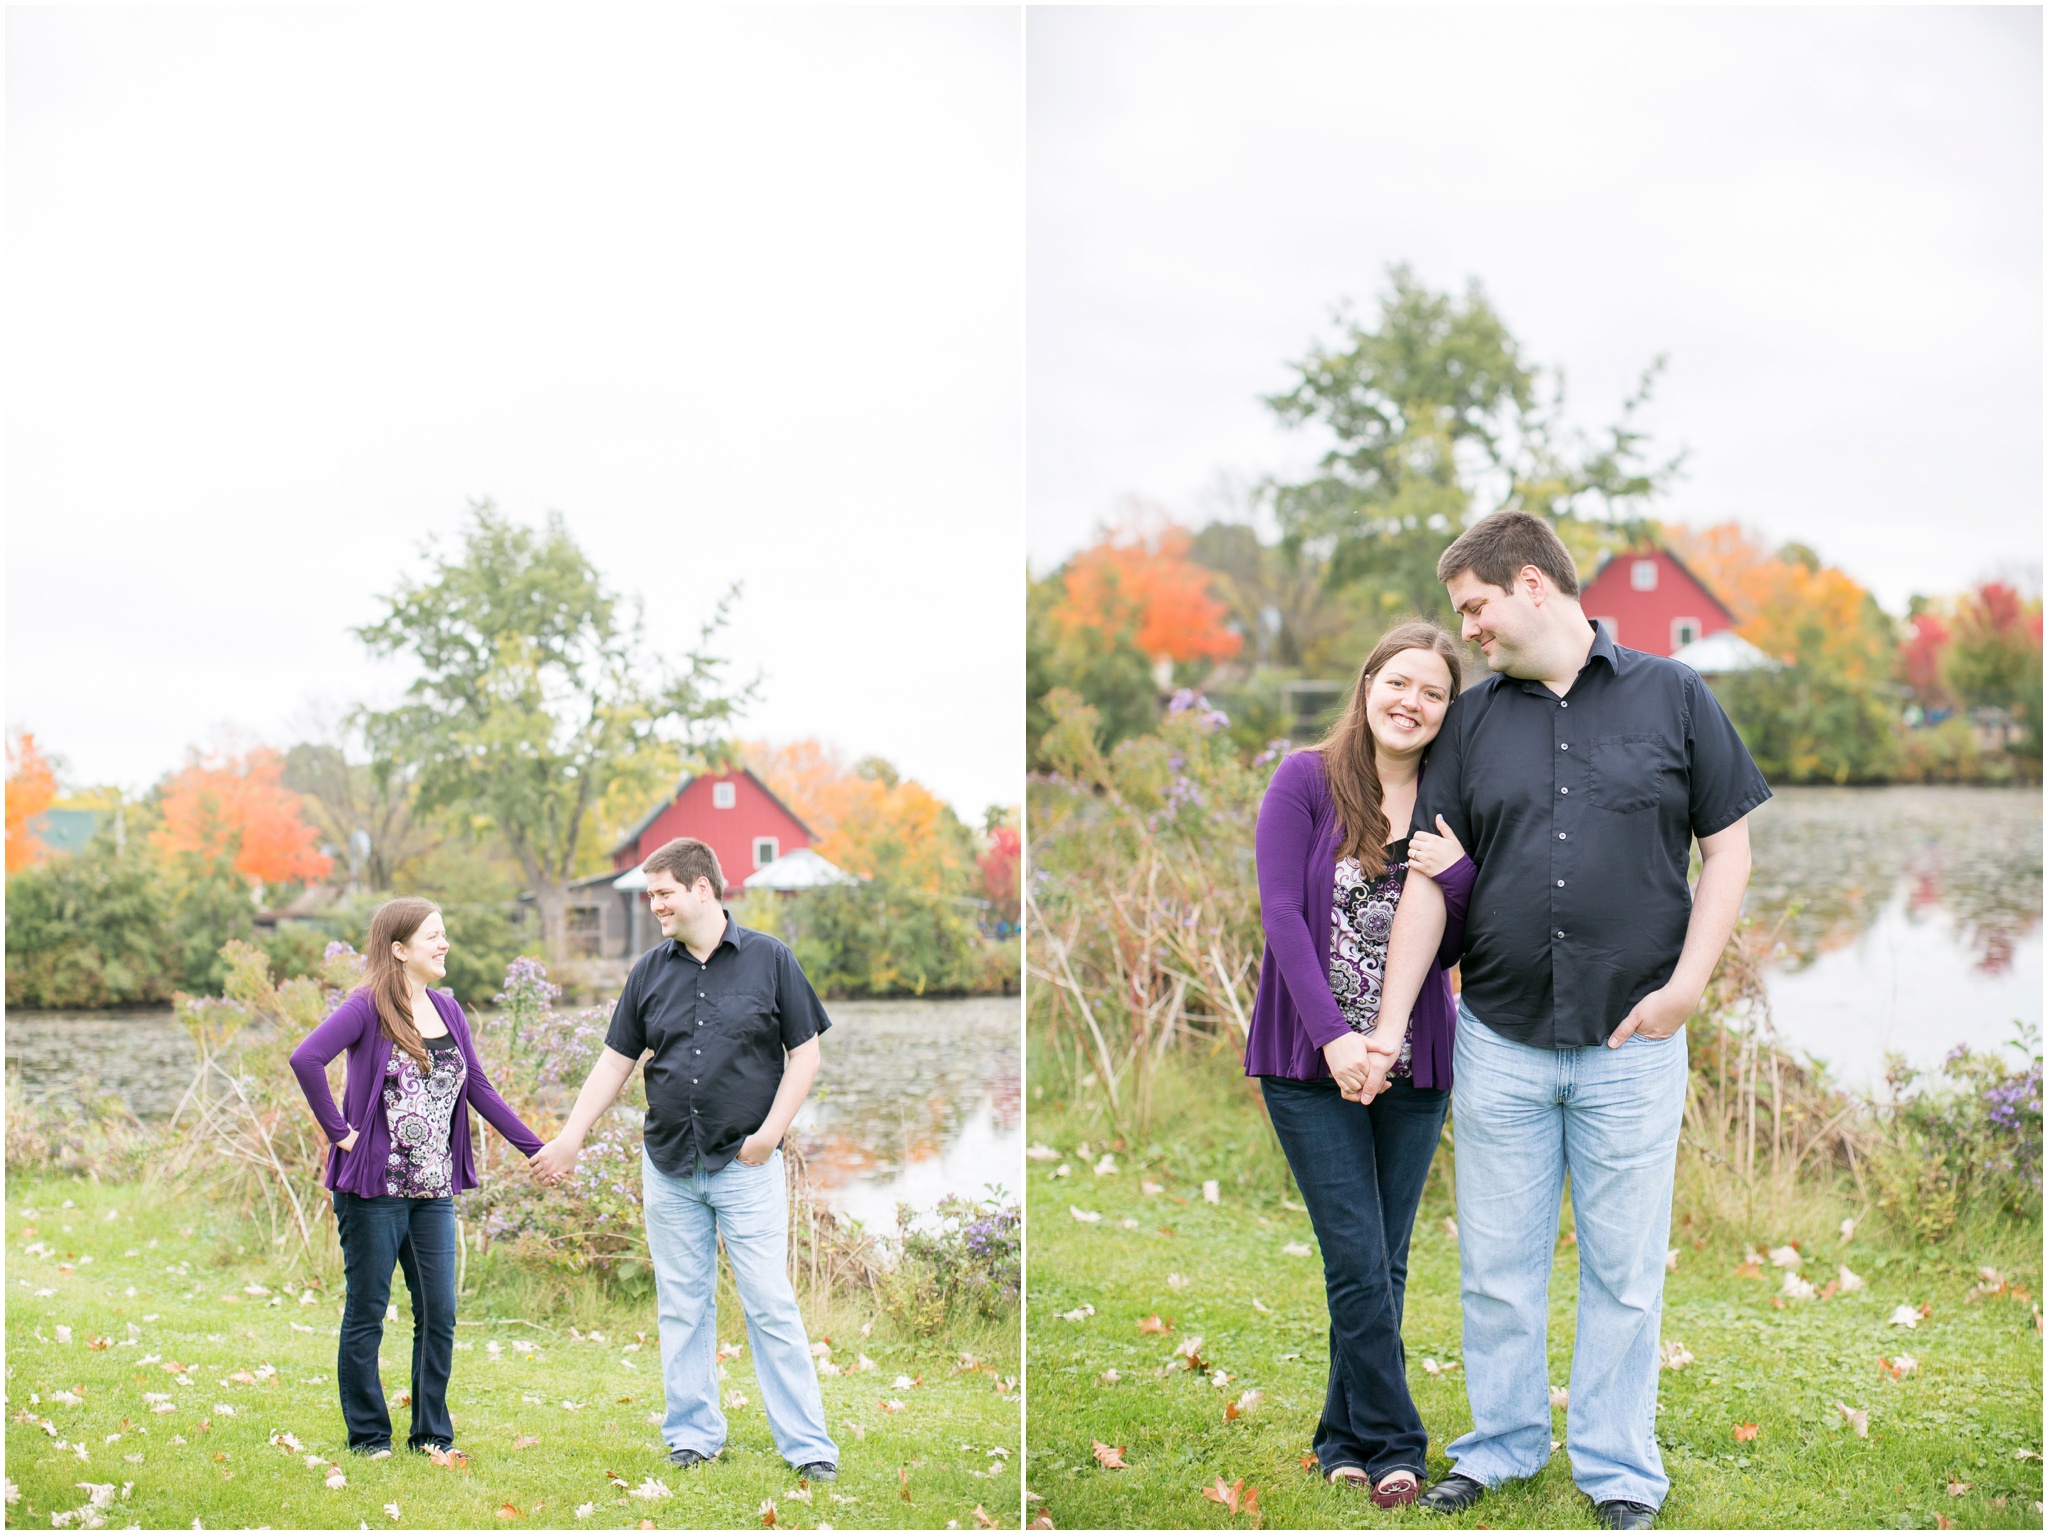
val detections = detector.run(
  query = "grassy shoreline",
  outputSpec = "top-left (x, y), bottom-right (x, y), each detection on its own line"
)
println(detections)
top-left (5, 1177), bottom-right (1022, 1530)
top-left (1023, 1047), bottom-right (2042, 1531)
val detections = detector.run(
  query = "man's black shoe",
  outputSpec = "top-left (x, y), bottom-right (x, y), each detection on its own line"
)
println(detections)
top-left (793, 1461), bottom-right (838, 1483)
top-left (1418, 1473), bottom-right (1486, 1514)
top-left (667, 1447), bottom-right (711, 1469)
top-left (1596, 1500), bottom-right (1656, 1530)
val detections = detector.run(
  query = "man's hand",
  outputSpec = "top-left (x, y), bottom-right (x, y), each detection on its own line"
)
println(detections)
top-left (530, 1137), bottom-right (581, 1185)
top-left (1323, 1032), bottom-right (1377, 1096)
top-left (1607, 984), bottom-right (1695, 1048)
top-left (335, 1127), bottom-right (359, 1153)
top-left (735, 1131), bottom-right (779, 1167)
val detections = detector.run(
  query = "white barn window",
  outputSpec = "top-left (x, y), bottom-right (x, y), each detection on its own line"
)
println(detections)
top-left (712, 781), bottom-right (737, 809)
top-left (753, 837), bottom-right (779, 869)
top-left (1672, 618), bottom-right (1701, 649)
top-left (1631, 559), bottom-right (1659, 591)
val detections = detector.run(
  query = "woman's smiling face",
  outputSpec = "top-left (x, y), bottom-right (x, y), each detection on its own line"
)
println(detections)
top-left (1365, 647), bottom-right (1454, 755)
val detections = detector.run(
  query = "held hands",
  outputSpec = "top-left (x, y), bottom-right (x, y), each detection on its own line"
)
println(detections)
top-left (1324, 1031), bottom-right (1398, 1103)
top-left (1606, 984), bottom-right (1695, 1048)
top-left (1407, 816), bottom-right (1466, 878)
top-left (529, 1137), bottom-right (581, 1186)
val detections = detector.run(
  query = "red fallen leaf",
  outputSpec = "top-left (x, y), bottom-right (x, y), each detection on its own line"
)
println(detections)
top-left (900, 1467), bottom-right (914, 1501)
top-left (1243, 1486), bottom-right (1262, 1527)
top-left (2011, 1285), bottom-right (2031, 1302)
top-left (428, 1446), bottom-right (470, 1470)
top-left (512, 1435), bottom-right (540, 1449)
top-left (1158, 1226), bottom-right (1177, 1238)
top-left (1733, 1261), bottom-right (1761, 1280)
top-left (1137, 1315), bottom-right (1171, 1335)
top-left (1918, 1302), bottom-right (1934, 1318)
top-left (1733, 1423), bottom-right (1760, 1441)
top-left (973, 1506), bottom-right (999, 1529)
top-left (641, 1524), bottom-right (658, 1531)
top-left (1936, 1518), bottom-right (1954, 1530)
top-left (1224, 1400), bottom-right (1241, 1422)
top-left (1030, 1519), bottom-right (1056, 1531)
top-left (1561, 1231), bottom-right (1577, 1246)
top-left (394, 1391), bottom-right (412, 1408)
top-left (1770, 1297), bottom-right (1786, 1310)
top-left (1300, 1453), bottom-right (1319, 1473)
top-left (86, 1336), bottom-right (111, 1352)
top-left (495, 1503), bottom-right (521, 1520)
top-left (1818, 1281), bottom-right (1841, 1301)
top-left (760, 1501), bottom-right (778, 1528)
top-left (1093, 1441), bottom-right (1130, 1470)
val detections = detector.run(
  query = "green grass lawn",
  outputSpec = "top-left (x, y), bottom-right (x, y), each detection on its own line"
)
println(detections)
top-left (5, 1177), bottom-right (1022, 1530)
top-left (1024, 1059), bottom-right (2043, 1532)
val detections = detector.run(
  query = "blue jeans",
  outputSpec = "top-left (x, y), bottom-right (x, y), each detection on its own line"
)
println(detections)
top-left (1261, 1074), bottom-right (1449, 1482)
top-left (1447, 1002), bottom-right (1688, 1508)
top-left (332, 1192), bottom-right (458, 1453)
top-left (640, 1149), bottom-right (837, 1468)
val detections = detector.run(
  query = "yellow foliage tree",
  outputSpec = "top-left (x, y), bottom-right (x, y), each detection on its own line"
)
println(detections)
top-left (740, 739), bottom-right (971, 897)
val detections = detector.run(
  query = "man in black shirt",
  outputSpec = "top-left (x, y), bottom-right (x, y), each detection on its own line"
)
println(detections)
top-left (533, 837), bottom-right (839, 1481)
top-left (1365, 513), bottom-right (1768, 1532)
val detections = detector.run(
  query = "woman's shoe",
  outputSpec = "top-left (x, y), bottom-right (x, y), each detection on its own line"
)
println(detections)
top-left (1372, 1471), bottom-right (1420, 1508)
top-left (1327, 1464), bottom-right (1372, 1487)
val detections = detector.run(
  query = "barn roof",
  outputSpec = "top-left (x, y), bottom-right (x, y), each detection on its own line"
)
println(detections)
top-left (609, 765), bottom-right (814, 858)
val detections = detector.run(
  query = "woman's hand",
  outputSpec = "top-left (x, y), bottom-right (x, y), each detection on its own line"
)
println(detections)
top-left (335, 1127), bottom-right (359, 1152)
top-left (1407, 815), bottom-right (1466, 878)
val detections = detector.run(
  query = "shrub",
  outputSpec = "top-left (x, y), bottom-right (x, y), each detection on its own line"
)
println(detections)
top-left (4, 1076), bottom-right (156, 1180)
top-left (4, 840), bottom-right (183, 1007)
top-left (884, 1193), bottom-right (1021, 1335)
top-left (1871, 1028), bottom-right (2042, 1243)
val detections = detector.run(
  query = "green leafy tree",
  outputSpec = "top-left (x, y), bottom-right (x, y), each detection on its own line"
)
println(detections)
top-left (1264, 264), bottom-right (1682, 622)
top-left (355, 503), bottom-right (752, 959)
top-left (1026, 566), bottom-right (1158, 767)
top-left (5, 831), bottom-right (183, 1007)
top-left (1942, 582), bottom-right (2044, 759)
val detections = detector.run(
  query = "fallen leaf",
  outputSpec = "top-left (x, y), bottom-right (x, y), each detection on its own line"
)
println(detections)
top-left (1948, 1482), bottom-right (1972, 1496)
top-left (630, 1477), bottom-right (671, 1500)
top-left (1026, 1143), bottom-right (1060, 1161)
top-left (1733, 1260), bottom-right (1762, 1280)
top-left (1733, 1423), bottom-right (1759, 1442)
top-left (1550, 1386), bottom-right (1569, 1410)
top-left (1659, 1340), bottom-right (1694, 1370)
top-left (1782, 1271), bottom-right (1816, 1301)
top-left (1096, 1369), bottom-right (1120, 1385)
top-left (326, 1470), bottom-right (347, 1490)
top-left (1094, 1154), bottom-right (1118, 1175)
top-left (574, 1506), bottom-right (594, 1520)
top-left (512, 1436), bottom-right (540, 1450)
top-left (1300, 1453), bottom-right (1319, 1473)
top-left (1936, 1517), bottom-right (1954, 1530)
top-left (759, 1501), bottom-right (778, 1527)
top-left (1442, 1217), bottom-right (1458, 1240)
top-left (1203, 1476), bottom-right (1247, 1514)
top-left (1059, 1304), bottom-right (1095, 1323)
top-left (1166, 1272), bottom-right (1188, 1290)
top-left (1069, 1206), bottom-right (1101, 1224)
top-left (1888, 1305), bottom-right (1922, 1328)
top-left (1092, 1441), bottom-right (1129, 1470)
top-left (1281, 1242), bottom-right (1311, 1258)
top-left (899, 1467), bottom-right (914, 1502)
top-left (1767, 1245), bottom-right (1802, 1269)
top-left (1838, 1264), bottom-right (1866, 1292)
top-left (1202, 1181), bottom-right (1220, 1205)
top-left (1137, 1315), bottom-right (1170, 1335)
top-left (428, 1447), bottom-right (470, 1470)
top-left (1666, 1249), bottom-right (1679, 1272)
top-left (1835, 1401), bottom-right (1868, 1437)
top-left (1841, 1217), bottom-right (1857, 1241)
top-left (1140, 1180), bottom-right (1164, 1196)
top-left (495, 1504), bottom-right (521, 1520)
top-left (973, 1504), bottom-right (998, 1529)
top-left (879, 1399), bottom-right (905, 1413)
top-left (384, 1502), bottom-right (401, 1521)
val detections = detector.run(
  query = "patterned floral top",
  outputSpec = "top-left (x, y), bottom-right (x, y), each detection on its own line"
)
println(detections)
top-left (1328, 837), bottom-right (1414, 1080)
top-left (382, 1035), bottom-right (466, 1198)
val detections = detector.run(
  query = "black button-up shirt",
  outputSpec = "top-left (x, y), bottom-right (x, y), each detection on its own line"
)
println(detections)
top-left (1413, 622), bottom-right (1770, 1049)
top-left (604, 913), bottom-right (832, 1178)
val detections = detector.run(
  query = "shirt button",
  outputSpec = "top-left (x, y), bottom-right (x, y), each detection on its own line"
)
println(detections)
top-left (1560, 786), bottom-right (1569, 794)
top-left (1560, 742), bottom-right (1569, 750)
top-left (1558, 832), bottom-right (1567, 840)
top-left (1560, 700), bottom-right (1568, 708)
top-left (1557, 879), bottom-right (1565, 887)
top-left (1556, 930), bottom-right (1566, 938)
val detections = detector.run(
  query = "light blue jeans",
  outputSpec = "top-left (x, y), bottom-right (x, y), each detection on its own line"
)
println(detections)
top-left (1447, 1001), bottom-right (1687, 1509)
top-left (640, 1148), bottom-right (838, 1469)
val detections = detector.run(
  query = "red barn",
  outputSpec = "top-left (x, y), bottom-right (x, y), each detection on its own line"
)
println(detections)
top-left (611, 767), bottom-right (813, 892)
top-left (1579, 547), bottom-right (1735, 656)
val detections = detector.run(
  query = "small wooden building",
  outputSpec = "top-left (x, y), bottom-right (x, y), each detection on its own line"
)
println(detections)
top-left (1580, 547), bottom-right (1735, 657)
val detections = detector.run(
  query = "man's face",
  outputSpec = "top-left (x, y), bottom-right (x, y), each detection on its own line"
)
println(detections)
top-left (1447, 569), bottom-right (1541, 676)
top-left (644, 870), bottom-right (716, 936)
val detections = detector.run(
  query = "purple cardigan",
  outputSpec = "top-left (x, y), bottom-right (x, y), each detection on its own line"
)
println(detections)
top-left (289, 989), bottom-right (544, 1198)
top-left (1244, 749), bottom-right (1475, 1088)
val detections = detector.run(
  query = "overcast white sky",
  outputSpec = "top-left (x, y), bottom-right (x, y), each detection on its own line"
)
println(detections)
top-left (8, 7), bottom-right (1022, 816)
top-left (1028, 7), bottom-right (2042, 612)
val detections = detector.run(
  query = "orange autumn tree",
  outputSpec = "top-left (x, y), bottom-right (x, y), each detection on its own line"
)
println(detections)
top-left (1660, 520), bottom-right (1770, 624)
top-left (741, 738), bottom-right (973, 897)
top-left (1054, 523), bottom-right (1243, 670)
top-left (154, 746), bottom-right (333, 890)
top-left (6, 730), bottom-right (59, 873)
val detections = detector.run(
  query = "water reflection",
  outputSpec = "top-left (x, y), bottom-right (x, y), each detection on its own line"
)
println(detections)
top-left (1746, 786), bottom-right (2042, 1089)
top-left (795, 996), bottom-right (1020, 1230)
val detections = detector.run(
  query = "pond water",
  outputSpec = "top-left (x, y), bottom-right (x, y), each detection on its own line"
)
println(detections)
top-left (3, 994), bottom-right (1021, 1223)
top-left (1746, 786), bottom-right (2041, 1092)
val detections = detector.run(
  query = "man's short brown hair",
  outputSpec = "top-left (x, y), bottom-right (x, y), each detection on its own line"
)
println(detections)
top-left (1436, 511), bottom-right (1581, 598)
top-left (642, 837), bottom-right (725, 899)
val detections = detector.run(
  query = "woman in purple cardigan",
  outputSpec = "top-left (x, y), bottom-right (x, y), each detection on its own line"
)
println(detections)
top-left (290, 898), bottom-right (544, 1457)
top-left (1243, 619), bottom-right (1477, 1507)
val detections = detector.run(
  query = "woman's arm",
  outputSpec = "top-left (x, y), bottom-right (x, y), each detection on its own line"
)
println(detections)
top-left (1434, 853), bottom-right (1475, 968)
top-left (1254, 756), bottom-right (1348, 1052)
top-left (289, 998), bottom-right (368, 1145)
top-left (450, 1008), bottom-right (544, 1157)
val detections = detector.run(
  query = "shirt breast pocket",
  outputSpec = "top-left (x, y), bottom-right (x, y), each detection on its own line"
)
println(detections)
top-left (715, 986), bottom-right (778, 1039)
top-left (1589, 733), bottom-right (1672, 815)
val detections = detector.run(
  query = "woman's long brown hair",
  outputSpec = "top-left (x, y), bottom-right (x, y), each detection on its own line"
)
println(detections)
top-left (1312, 619), bottom-right (1465, 878)
top-left (357, 897), bottom-right (440, 1071)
